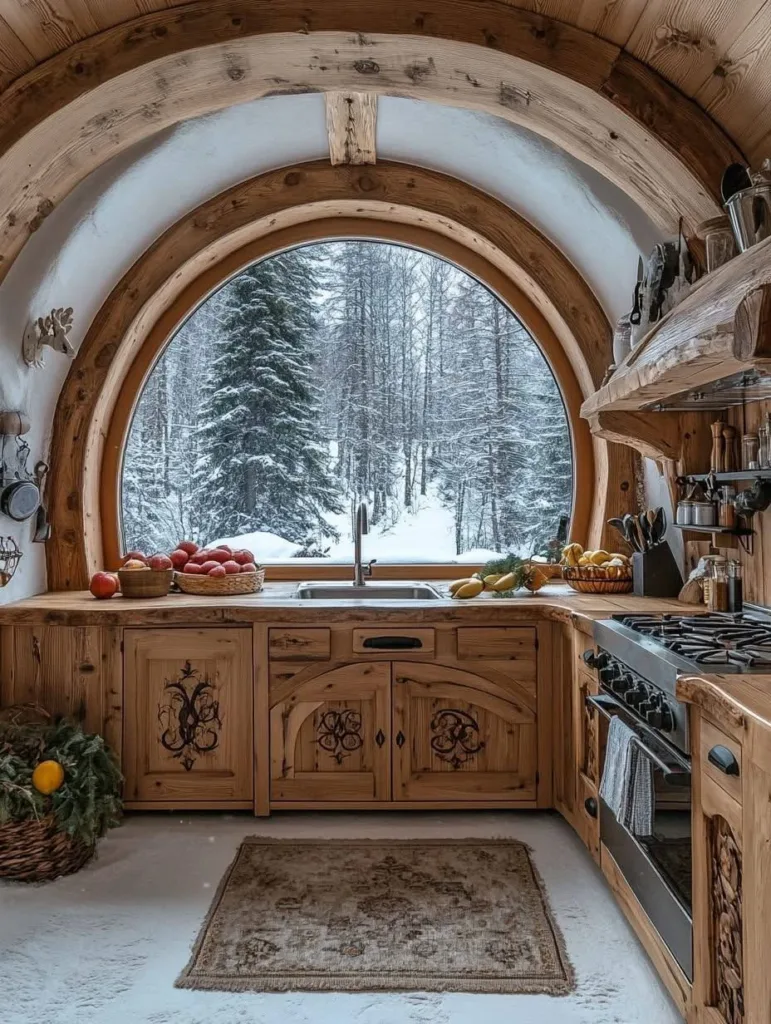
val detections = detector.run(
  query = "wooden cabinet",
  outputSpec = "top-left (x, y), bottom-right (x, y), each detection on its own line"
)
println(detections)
top-left (268, 624), bottom-right (540, 808)
top-left (269, 662), bottom-right (391, 802)
top-left (392, 661), bottom-right (536, 801)
top-left (692, 712), bottom-right (745, 1024)
top-left (123, 628), bottom-right (253, 806)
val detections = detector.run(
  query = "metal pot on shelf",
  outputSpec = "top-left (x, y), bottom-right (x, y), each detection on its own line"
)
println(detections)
top-left (723, 161), bottom-right (771, 252)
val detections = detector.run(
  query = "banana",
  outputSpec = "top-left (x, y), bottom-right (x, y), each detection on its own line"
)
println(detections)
top-left (492, 572), bottom-right (516, 591)
top-left (453, 578), bottom-right (484, 599)
top-left (561, 542), bottom-right (583, 567)
top-left (483, 574), bottom-right (503, 588)
top-left (449, 578), bottom-right (473, 595)
top-left (590, 550), bottom-right (611, 565)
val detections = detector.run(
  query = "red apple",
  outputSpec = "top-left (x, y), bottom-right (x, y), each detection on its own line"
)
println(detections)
top-left (190, 549), bottom-right (210, 564)
top-left (222, 560), bottom-right (241, 574)
top-left (233, 549), bottom-right (255, 565)
top-left (218, 544), bottom-right (233, 555)
top-left (122, 550), bottom-right (148, 565)
top-left (177, 540), bottom-right (199, 555)
top-left (182, 562), bottom-right (203, 574)
top-left (148, 553), bottom-right (173, 570)
top-left (90, 571), bottom-right (119, 600)
top-left (169, 548), bottom-right (189, 569)
top-left (240, 562), bottom-right (258, 574)
top-left (199, 560), bottom-right (220, 573)
top-left (208, 548), bottom-right (230, 563)
top-left (208, 565), bottom-right (227, 577)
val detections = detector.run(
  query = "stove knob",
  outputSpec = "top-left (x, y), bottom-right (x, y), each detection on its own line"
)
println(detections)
top-left (644, 705), bottom-right (664, 728)
top-left (658, 700), bottom-right (675, 733)
top-left (599, 664), bottom-right (620, 686)
top-left (613, 672), bottom-right (634, 695)
top-left (581, 649), bottom-right (599, 669)
top-left (626, 684), bottom-right (648, 707)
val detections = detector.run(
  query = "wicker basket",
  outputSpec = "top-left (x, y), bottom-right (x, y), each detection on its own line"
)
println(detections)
top-left (174, 568), bottom-right (265, 596)
top-left (0, 813), bottom-right (94, 882)
top-left (117, 567), bottom-right (173, 598)
top-left (562, 566), bottom-right (633, 594)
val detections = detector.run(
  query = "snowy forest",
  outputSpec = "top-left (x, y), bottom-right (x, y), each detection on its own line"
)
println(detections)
top-left (122, 241), bottom-right (573, 563)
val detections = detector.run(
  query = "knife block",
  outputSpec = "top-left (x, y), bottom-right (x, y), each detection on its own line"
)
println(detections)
top-left (632, 543), bottom-right (683, 598)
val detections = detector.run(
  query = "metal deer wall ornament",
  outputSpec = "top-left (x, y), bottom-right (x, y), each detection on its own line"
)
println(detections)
top-left (22, 307), bottom-right (75, 368)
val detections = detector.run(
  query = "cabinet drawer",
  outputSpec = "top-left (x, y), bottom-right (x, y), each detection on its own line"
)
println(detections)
top-left (352, 628), bottom-right (434, 655)
top-left (700, 716), bottom-right (742, 805)
top-left (456, 627), bottom-right (536, 661)
top-left (269, 628), bottom-right (330, 660)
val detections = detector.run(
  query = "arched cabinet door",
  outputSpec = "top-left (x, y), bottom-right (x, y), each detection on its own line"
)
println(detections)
top-left (270, 662), bottom-right (391, 802)
top-left (392, 662), bottom-right (537, 802)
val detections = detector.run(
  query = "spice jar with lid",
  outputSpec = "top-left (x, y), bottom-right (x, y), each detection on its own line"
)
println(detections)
top-left (719, 485), bottom-right (736, 528)
top-left (693, 500), bottom-right (716, 526)
top-left (742, 431), bottom-right (760, 470)
top-left (709, 560), bottom-right (729, 612)
top-left (676, 500), bottom-right (694, 526)
top-left (702, 554), bottom-right (727, 608)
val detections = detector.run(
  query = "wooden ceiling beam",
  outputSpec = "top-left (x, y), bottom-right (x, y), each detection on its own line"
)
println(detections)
top-left (0, 0), bottom-right (744, 287)
top-left (325, 92), bottom-right (377, 166)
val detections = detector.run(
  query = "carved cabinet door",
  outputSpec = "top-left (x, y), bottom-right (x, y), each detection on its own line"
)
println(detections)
top-left (269, 662), bottom-right (391, 802)
top-left (123, 628), bottom-right (253, 804)
top-left (392, 662), bottom-right (537, 802)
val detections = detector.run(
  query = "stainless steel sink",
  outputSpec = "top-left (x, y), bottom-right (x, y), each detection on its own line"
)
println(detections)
top-left (296, 581), bottom-right (443, 600)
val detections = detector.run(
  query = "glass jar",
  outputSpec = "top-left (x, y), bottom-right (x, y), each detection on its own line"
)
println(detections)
top-left (702, 554), bottom-right (727, 608)
top-left (709, 560), bottom-right (729, 612)
top-left (676, 500), bottom-right (694, 525)
top-left (728, 560), bottom-right (743, 614)
top-left (742, 431), bottom-right (760, 471)
top-left (719, 486), bottom-right (736, 528)
top-left (762, 413), bottom-right (771, 469)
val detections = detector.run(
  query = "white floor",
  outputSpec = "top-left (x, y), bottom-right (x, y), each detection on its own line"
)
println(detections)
top-left (0, 811), bottom-right (682, 1024)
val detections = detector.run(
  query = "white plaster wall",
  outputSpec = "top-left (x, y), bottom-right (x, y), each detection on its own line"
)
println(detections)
top-left (0, 93), bottom-right (662, 603)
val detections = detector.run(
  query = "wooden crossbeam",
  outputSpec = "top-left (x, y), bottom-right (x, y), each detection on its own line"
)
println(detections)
top-left (325, 92), bottom-right (377, 166)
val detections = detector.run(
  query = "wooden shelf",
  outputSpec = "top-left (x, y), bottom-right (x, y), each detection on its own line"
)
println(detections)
top-left (580, 237), bottom-right (771, 418)
top-left (687, 470), bottom-right (771, 482)
top-left (672, 523), bottom-right (753, 537)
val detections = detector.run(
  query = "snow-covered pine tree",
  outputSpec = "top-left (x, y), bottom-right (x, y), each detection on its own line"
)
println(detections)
top-left (194, 248), bottom-right (341, 553)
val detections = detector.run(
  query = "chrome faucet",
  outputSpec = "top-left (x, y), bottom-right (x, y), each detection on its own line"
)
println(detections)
top-left (353, 501), bottom-right (374, 586)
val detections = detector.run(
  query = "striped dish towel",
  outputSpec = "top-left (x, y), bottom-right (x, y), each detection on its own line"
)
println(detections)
top-left (599, 715), bottom-right (654, 836)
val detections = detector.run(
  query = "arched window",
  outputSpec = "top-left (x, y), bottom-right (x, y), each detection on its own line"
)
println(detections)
top-left (120, 241), bottom-right (573, 566)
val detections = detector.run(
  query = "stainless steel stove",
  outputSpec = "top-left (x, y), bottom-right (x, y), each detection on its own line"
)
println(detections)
top-left (588, 610), bottom-right (771, 981)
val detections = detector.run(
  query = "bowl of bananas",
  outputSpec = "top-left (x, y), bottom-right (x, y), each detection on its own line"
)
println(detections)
top-left (560, 543), bottom-right (633, 594)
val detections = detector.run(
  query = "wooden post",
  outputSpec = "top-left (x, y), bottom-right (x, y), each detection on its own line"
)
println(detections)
top-left (325, 93), bottom-right (377, 166)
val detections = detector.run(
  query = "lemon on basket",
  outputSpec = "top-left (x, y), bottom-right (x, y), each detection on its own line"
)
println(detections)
top-left (32, 759), bottom-right (65, 795)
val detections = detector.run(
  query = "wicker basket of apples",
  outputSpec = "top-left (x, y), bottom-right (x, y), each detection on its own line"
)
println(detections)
top-left (171, 541), bottom-right (264, 595)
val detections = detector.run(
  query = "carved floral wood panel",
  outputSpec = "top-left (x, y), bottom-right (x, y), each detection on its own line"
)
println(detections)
top-left (711, 815), bottom-right (744, 1024)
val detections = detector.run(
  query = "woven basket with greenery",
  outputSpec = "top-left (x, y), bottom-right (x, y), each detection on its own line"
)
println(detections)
top-left (0, 704), bottom-right (122, 882)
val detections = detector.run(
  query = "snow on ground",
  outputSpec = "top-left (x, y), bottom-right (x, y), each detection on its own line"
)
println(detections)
top-left (209, 530), bottom-right (303, 560)
top-left (214, 493), bottom-right (505, 565)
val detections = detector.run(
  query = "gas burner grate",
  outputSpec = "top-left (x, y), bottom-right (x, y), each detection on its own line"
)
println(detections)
top-left (611, 611), bottom-right (771, 671)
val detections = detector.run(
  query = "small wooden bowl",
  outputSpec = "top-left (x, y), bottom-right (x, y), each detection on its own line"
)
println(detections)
top-left (117, 567), bottom-right (173, 598)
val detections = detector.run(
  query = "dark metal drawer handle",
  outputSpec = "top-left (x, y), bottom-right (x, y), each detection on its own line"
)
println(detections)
top-left (362, 635), bottom-right (422, 649)
top-left (396, 731), bottom-right (406, 748)
top-left (375, 730), bottom-right (385, 748)
top-left (584, 797), bottom-right (598, 819)
top-left (708, 744), bottom-right (740, 777)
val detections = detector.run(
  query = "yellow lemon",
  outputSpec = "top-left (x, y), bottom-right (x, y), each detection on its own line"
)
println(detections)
top-left (453, 578), bottom-right (484, 599)
top-left (590, 550), bottom-right (611, 565)
top-left (32, 760), bottom-right (65, 795)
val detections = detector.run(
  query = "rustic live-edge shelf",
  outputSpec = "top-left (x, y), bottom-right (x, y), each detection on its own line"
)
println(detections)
top-left (672, 523), bottom-right (754, 537)
top-left (580, 236), bottom-right (771, 419)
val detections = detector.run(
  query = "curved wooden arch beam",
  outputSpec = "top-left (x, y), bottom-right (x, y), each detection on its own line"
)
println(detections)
top-left (0, 1), bottom-right (741, 284)
top-left (46, 160), bottom-right (632, 589)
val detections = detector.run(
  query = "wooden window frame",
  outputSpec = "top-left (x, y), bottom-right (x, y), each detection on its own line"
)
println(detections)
top-left (101, 219), bottom-right (591, 580)
top-left (47, 161), bottom-right (634, 590)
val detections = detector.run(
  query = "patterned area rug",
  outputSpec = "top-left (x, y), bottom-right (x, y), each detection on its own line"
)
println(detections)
top-left (177, 837), bottom-right (574, 994)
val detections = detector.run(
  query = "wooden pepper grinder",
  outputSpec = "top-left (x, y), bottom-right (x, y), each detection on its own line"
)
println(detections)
top-left (711, 420), bottom-right (726, 473)
top-left (722, 424), bottom-right (738, 473)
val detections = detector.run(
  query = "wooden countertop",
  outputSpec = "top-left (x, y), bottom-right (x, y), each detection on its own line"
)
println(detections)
top-left (0, 582), bottom-right (691, 628)
top-left (678, 672), bottom-right (771, 735)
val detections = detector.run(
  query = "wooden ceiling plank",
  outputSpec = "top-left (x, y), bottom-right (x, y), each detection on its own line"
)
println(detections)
top-left (692, 1), bottom-right (771, 165)
top-left (0, 15), bottom-right (36, 90)
top-left (625, 0), bottom-right (766, 98)
top-left (325, 92), bottom-right (377, 165)
top-left (0, 0), bottom-right (92, 61)
top-left (574, 0), bottom-right (650, 48)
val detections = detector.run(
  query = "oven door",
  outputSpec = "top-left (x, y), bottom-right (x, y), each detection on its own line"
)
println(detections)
top-left (587, 692), bottom-right (693, 982)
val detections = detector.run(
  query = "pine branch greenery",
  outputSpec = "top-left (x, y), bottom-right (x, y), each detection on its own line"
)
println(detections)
top-left (0, 714), bottom-right (122, 844)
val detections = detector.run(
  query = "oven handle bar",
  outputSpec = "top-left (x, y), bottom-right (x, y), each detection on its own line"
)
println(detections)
top-left (586, 694), bottom-right (691, 776)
